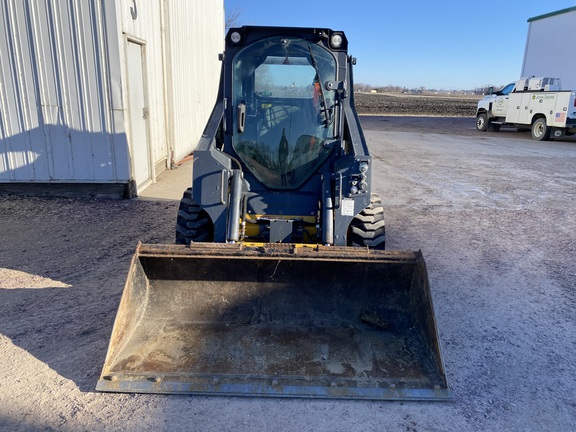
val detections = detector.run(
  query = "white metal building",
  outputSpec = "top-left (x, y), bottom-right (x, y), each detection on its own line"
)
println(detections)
top-left (0, 0), bottom-right (224, 197)
top-left (522, 7), bottom-right (576, 90)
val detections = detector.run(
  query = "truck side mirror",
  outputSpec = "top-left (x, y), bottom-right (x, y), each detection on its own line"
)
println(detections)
top-left (487, 86), bottom-right (494, 95)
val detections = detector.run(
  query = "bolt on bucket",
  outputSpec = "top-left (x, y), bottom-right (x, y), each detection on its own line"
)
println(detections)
top-left (97, 243), bottom-right (452, 400)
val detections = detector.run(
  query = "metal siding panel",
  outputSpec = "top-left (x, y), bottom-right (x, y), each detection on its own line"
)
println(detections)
top-left (102, 0), bottom-right (129, 181)
top-left (91, 1), bottom-right (118, 181)
top-left (29, 0), bottom-right (57, 180)
top-left (167, 0), bottom-right (224, 161)
top-left (0, 0), bottom-right (127, 183)
top-left (73, 0), bottom-right (114, 180)
top-left (1, 1), bottom-right (42, 180)
top-left (146, 4), bottom-right (167, 171)
top-left (0, 2), bottom-right (14, 180)
top-left (1, 0), bottom-right (222, 185)
top-left (68, 0), bottom-right (98, 180)
top-left (523, 11), bottom-right (576, 89)
top-left (23, 1), bottom-right (52, 181)
top-left (41, 0), bottom-right (80, 179)
top-left (54, 0), bottom-right (82, 176)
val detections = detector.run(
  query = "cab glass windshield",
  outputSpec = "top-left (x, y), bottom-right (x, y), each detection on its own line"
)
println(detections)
top-left (232, 37), bottom-right (337, 189)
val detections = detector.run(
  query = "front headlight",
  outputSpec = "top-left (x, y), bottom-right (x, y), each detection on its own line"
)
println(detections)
top-left (230, 31), bottom-right (242, 44)
top-left (330, 33), bottom-right (343, 49)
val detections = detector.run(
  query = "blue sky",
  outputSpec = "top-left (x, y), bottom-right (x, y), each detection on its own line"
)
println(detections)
top-left (224, 1), bottom-right (576, 90)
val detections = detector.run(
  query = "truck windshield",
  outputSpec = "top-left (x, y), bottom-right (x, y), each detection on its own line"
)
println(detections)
top-left (498, 83), bottom-right (515, 95)
top-left (232, 37), bottom-right (337, 189)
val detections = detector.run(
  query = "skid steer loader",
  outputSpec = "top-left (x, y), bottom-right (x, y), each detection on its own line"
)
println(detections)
top-left (97, 26), bottom-right (452, 400)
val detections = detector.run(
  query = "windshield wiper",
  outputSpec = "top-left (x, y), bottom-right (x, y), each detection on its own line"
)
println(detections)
top-left (308, 45), bottom-right (332, 127)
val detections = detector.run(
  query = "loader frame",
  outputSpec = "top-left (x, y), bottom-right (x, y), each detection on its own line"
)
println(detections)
top-left (190, 27), bottom-right (373, 246)
top-left (97, 26), bottom-right (452, 401)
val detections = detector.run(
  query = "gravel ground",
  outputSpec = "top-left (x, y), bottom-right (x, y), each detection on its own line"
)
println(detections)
top-left (1, 115), bottom-right (575, 431)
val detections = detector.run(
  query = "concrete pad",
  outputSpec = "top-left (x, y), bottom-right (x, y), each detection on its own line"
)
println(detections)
top-left (138, 159), bottom-right (193, 201)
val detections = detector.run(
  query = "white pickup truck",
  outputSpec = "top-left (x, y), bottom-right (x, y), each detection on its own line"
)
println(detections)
top-left (476, 77), bottom-right (576, 140)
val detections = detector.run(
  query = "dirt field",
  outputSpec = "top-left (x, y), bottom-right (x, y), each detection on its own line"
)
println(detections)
top-left (1, 115), bottom-right (575, 431)
top-left (355, 92), bottom-right (480, 117)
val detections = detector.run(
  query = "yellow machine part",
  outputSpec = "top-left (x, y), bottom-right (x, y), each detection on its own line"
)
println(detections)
top-left (242, 214), bottom-right (317, 241)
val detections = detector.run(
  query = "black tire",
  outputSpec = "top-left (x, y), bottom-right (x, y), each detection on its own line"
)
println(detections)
top-left (476, 113), bottom-right (488, 131)
top-left (176, 188), bottom-right (213, 244)
top-left (531, 117), bottom-right (550, 141)
top-left (348, 193), bottom-right (386, 250)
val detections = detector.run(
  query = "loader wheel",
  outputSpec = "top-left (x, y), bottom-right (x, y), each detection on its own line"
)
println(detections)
top-left (176, 188), bottom-right (214, 244)
top-left (348, 193), bottom-right (386, 250)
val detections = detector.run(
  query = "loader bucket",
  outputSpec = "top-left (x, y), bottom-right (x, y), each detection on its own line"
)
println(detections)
top-left (97, 243), bottom-right (452, 400)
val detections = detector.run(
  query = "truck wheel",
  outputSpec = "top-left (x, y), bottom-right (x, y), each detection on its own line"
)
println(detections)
top-left (348, 193), bottom-right (386, 250)
top-left (176, 188), bottom-right (214, 244)
top-left (531, 118), bottom-right (551, 141)
top-left (476, 113), bottom-right (488, 131)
